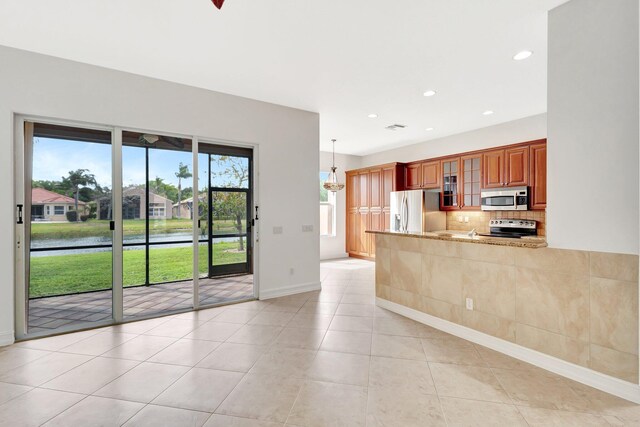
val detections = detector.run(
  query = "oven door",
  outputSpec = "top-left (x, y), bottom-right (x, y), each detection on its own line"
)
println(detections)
top-left (481, 194), bottom-right (516, 211)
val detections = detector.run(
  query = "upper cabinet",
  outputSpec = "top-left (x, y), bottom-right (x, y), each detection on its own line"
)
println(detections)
top-left (529, 142), bottom-right (547, 209)
top-left (405, 163), bottom-right (422, 189)
top-left (405, 161), bottom-right (440, 189)
top-left (461, 154), bottom-right (482, 209)
top-left (482, 147), bottom-right (529, 188)
top-left (440, 157), bottom-right (460, 210)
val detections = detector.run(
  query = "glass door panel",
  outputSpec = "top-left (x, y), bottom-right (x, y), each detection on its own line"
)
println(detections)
top-left (27, 122), bottom-right (113, 335)
top-left (211, 190), bottom-right (249, 269)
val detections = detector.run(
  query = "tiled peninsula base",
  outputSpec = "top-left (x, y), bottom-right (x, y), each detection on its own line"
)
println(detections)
top-left (372, 232), bottom-right (639, 394)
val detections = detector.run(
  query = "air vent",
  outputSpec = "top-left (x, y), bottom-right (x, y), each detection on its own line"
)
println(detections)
top-left (385, 124), bottom-right (407, 131)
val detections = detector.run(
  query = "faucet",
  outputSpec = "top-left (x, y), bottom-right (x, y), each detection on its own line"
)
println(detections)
top-left (467, 228), bottom-right (477, 237)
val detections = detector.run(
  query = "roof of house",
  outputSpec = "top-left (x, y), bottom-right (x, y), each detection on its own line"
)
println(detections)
top-left (32, 188), bottom-right (86, 205)
top-left (173, 193), bottom-right (206, 207)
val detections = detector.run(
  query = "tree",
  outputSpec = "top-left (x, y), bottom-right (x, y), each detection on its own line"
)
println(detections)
top-left (61, 169), bottom-right (97, 221)
top-left (174, 163), bottom-right (192, 218)
top-left (210, 156), bottom-right (248, 251)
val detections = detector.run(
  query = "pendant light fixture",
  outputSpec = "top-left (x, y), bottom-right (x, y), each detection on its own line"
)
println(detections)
top-left (323, 139), bottom-right (345, 192)
top-left (211, 0), bottom-right (225, 9)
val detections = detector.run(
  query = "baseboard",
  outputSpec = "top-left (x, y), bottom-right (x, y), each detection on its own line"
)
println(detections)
top-left (0, 330), bottom-right (15, 347)
top-left (376, 298), bottom-right (640, 404)
top-left (259, 281), bottom-right (321, 300)
top-left (320, 252), bottom-right (349, 261)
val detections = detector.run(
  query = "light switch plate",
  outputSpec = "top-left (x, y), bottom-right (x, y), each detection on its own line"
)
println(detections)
top-left (465, 298), bottom-right (473, 310)
top-left (273, 226), bottom-right (283, 234)
top-left (302, 225), bottom-right (313, 232)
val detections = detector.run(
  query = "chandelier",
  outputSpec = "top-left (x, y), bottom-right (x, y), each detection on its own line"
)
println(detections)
top-left (211, 0), bottom-right (225, 9)
top-left (323, 139), bottom-right (345, 192)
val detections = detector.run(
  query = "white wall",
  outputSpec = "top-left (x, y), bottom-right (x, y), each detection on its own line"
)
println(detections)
top-left (319, 151), bottom-right (361, 260)
top-left (548, 0), bottom-right (639, 254)
top-left (360, 114), bottom-right (547, 168)
top-left (0, 46), bottom-right (320, 343)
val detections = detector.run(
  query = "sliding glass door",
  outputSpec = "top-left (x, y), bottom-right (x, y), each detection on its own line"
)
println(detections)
top-left (26, 122), bottom-right (114, 335)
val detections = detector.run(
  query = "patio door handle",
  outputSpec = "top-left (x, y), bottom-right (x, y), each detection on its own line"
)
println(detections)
top-left (16, 204), bottom-right (23, 224)
top-left (109, 221), bottom-right (115, 231)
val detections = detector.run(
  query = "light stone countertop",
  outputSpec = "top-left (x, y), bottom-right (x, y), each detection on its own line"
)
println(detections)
top-left (366, 229), bottom-right (547, 249)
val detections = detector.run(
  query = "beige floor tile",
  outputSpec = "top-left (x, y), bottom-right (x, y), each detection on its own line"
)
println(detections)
top-left (216, 373), bottom-right (303, 423)
top-left (307, 351), bottom-right (370, 386)
top-left (0, 388), bottom-right (84, 427)
top-left (101, 334), bottom-right (177, 361)
top-left (328, 315), bottom-right (373, 333)
top-left (297, 301), bottom-right (339, 315)
top-left (517, 406), bottom-right (615, 426)
top-left (215, 309), bottom-right (260, 324)
top-left (262, 301), bottom-right (305, 313)
top-left (373, 316), bottom-right (421, 337)
top-left (41, 356), bottom-right (139, 394)
top-left (371, 334), bottom-right (426, 360)
top-left (340, 293), bottom-right (375, 305)
top-left (0, 382), bottom-right (32, 405)
top-left (319, 330), bottom-right (371, 355)
top-left (123, 404), bottom-right (210, 427)
top-left (14, 329), bottom-right (101, 351)
top-left (430, 362), bottom-right (511, 403)
top-left (421, 337), bottom-right (486, 366)
top-left (204, 414), bottom-right (282, 426)
top-left (248, 311), bottom-right (295, 327)
top-left (0, 347), bottom-right (51, 375)
top-left (197, 342), bottom-right (267, 373)
top-left (0, 352), bottom-right (92, 386)
top-left (185, 322), bottom-right (244, 342)
top-left (285, 313), bottom-right (333, 330)
top-left (335, 303), bottom-right (374, 317)
top-left (491, 367), bottom-right (591, 412)
top-left (566, 381), bottom-right (640, 424)
top-left (439, 396), bottom-right (527, 426)
top-left (94, 361), bottom-right (190, 403)
top-left (226, 325), bottom-right (283, 346)
top-left (148, 339), bottom-right (221, 366)
top-left (249, 347), bottom-right (316, 378)
top-left (272, 328), bottom-right (325, 350)
top-left (367, 386), bottom-right (446, 427)
top-left (144, 318), bottom-right (207, 338)
top-left (308, 291), bottom-right (343, 303)
top-left (106, 317), bottom-right (172, 334)
top-left (288, 380), bottom-right (367, 427)
top-left (59, 332), bottom-right (138, 356)
top-left (413, 324), bottom-right (455, 339)
top-left (473, 345), bottom-right (539, 371)
top-left (369, 356), bottom-right (436, 395)
top-left (43, 396), bottom-right (144, 427)
top-left (173, 307), bottom-right (228, 321)
top-left (153, 368), bottom-right (244, 412)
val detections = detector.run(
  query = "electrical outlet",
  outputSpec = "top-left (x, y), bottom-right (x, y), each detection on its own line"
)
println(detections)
top-left (464, 216), bottom-right (469, 223)
top-left (457, 215), bottom-right (463, 223)
top-left (302, 225), bottom-right (313, 232)
top-left (273, 226), bottom-right (283, 234)
top-left (289, 268), bottom-right (295, 275)
top-left (465, 298), bottom-right (474, 310)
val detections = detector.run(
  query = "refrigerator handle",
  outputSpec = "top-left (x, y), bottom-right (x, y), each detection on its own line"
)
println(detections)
top-left (402, 193), bottom-right (409, 231)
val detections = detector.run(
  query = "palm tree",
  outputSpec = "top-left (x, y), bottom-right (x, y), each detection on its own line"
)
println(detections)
top-left (62, 169), bottom-right (97, 221)
top-left (175, 163), bottom-right (192, 218)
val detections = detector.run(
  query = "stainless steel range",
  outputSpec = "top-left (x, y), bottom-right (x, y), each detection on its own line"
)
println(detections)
top-left (478, 219), bottom-right (537, 239)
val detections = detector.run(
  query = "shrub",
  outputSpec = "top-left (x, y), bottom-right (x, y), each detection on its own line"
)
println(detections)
top-left (66, 211), bottom-right (78, 222)
top-left (80, 214), bottom-right (90, 222)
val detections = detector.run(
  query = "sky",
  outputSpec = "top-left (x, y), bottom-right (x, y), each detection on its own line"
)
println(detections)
top-left (32, 137), bottom-right (247, 191)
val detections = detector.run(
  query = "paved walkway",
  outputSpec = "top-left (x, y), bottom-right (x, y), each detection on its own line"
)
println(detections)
top-left (28, 275), bottom-right (253, 334)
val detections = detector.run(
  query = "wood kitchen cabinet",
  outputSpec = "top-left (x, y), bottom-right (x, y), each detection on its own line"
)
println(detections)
top-left (421, 161), bottom-right (441, 188)
top-left (529, 142), bottom-right (547, 209)
top-left (405, 163), bottom-right (422, 189)
top-left (345, 163), bottom-right (404, 259)
top-left (461, 154), bottom-right (482, 209)
top-left (440, 157), bottom-right (461, 210)
top-left (482, 146), bottom-right (529, 188)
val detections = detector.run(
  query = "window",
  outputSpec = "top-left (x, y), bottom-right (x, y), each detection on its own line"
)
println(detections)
top-left (319, 172), bottom-right (336, 237)
top-left (46, 206), bottom-right (50, 215)
top-left (53, 206), bottom-right (64, 215)
top-left (148, 203), bottom-right (165, 218)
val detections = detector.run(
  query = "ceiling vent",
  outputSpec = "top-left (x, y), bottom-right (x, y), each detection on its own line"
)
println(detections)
top-left (385, 124), bottom-right (407, 131)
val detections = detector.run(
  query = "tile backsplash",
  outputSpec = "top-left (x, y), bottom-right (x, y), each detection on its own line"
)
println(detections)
top-left (446, 210), bottom-right (546, 236)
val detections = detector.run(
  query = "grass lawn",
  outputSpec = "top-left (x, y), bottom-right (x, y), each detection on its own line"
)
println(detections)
top-left (31, 218), bottom-right (247, 240)
top-left (29, 241), bottom-right (246, 298)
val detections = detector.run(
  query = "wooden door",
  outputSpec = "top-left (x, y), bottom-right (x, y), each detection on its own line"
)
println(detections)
top-left (482, 149), bottom-right (505, 188)
top-left (461, 154), bottom-right (481, 209)
top-left (505, 146), bottom-right (529, 186)
top-left (369, 169), bottom-right (382, 209)
top-left (440, 157), bottom-right (461, 210)
top-left (347, 172), bottom-right (358, 210)
top-left (368, 211), bottom-right (382, 256)
top-left (405, 163), bottom-right (422, 189)
top-left (358, 171), bottom-right (369, 208)
top-left (529, 142), bottom-right (547, 209)
top-left (382, 167), bottom-right (395, 209)
top-left (421, 161), bottom-right (441, 188)
top-left (356, 211), bottom-right (369, 256)
top-left (346, 210), bottom-right (357, 253)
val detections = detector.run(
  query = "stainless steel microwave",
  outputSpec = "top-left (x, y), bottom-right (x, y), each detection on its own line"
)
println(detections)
top-left (481, 186), bottom-right (528, 211)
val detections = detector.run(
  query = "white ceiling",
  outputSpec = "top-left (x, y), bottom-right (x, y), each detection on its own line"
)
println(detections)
top-left (0, 0), bottom-right (567, 155)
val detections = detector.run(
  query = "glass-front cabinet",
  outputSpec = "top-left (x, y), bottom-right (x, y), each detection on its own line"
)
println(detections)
top-left (440, 157), bottom-right (459, 210)
top-left (462, 155), bottom-right (482, 210)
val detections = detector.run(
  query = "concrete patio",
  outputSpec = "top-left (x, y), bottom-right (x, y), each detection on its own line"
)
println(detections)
top-left (28, 275), bottom-right (254, 334)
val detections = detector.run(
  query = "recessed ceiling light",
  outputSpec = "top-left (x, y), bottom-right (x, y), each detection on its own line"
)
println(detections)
top-left (368, 114), bottom-right (378, 118)
top-left (426, 127), bottom-right (434, 131)
top-left (423, 90), bottom-right (437, 97)
top-left (513, 50), bottom-right (533, 61)
top-left (482, 110), bottom-right (494, 116)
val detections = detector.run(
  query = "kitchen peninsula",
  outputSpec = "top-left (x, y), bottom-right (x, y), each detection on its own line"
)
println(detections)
top-left (368, 230), bottom-right (639, 384)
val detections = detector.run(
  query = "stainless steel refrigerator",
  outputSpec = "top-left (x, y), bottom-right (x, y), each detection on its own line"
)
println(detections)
top-left (390, 190), bottom-right (446, 233)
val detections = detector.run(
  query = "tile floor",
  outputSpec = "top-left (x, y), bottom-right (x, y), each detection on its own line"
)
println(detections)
top-left (28, 275), bottom-right (254, 333)
top-left (1, 259), bottom-right (638, 426)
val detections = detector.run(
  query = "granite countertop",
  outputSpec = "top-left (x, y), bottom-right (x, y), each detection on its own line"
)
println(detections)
top-left (366, 229), bottom-right (548, 249)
